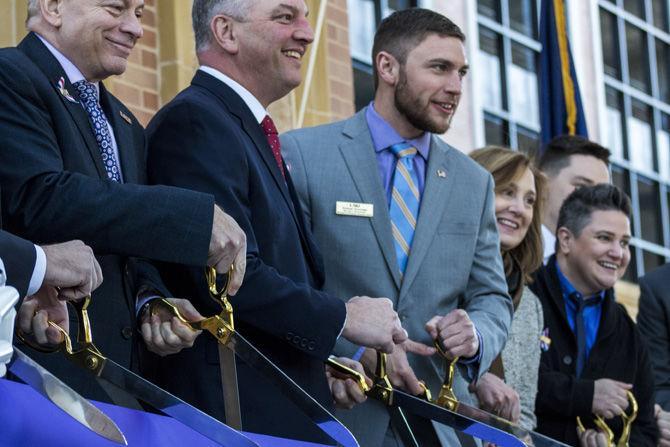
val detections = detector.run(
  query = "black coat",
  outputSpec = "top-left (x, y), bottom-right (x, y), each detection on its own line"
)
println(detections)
top-left (637, 263), bottom-right (670, 410)
top-left (530, 257), bottom-right (657, 446)
top-left (144, 70), bottom-right (347, 444)
top-left (0, 230), bottom-right (35, 299)
top-left (0, 33), bottom-right (214, 399)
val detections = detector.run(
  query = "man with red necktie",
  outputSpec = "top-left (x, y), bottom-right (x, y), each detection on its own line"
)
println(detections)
top-left (143, 0), bottom-right (408, 444)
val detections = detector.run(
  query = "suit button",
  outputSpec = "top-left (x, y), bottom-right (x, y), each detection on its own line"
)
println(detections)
top-left (563, 355), bottom-right (572, 366)
top-left (121, 326), bottom-right (133, 340)
top-left (300, 338), bottom-right (308, 348)
top-left (293, 335), bottom-right (301, 345)
top-left (307, 341), bottom-right (315, 351)
top-left (286, 332), bottom-right (294, 341)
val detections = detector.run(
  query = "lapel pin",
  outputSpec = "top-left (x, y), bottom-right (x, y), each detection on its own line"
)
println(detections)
top-left (56, 77), bottom-right (77, 103)
top-left (119, 110), bottom-right (132, 124)
top-left (437, 169), bottom-right (446, 178)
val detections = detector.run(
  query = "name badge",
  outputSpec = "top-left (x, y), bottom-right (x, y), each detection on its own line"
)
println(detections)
top-left (336, 201), bottom-right (374, 218)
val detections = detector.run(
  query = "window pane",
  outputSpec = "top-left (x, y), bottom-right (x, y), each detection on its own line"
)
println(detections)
top-left (605, 87), bottom-right (625, 161)
top-left (638, 175), bottom-right (664, 245)
top-left (612, 165), bottom-right (634, 234)
top-left (643, 250), bottom-right (666, 275)
top-left (628, 99), bottom-right (654, 171)
top-left (659, 114), bottom-right (670, 180)
top-left (626, 24), bottom-right (651, 93)
top-left (478, 0), bottom-right (501, 22)
top-left (652, 0), bottom-right (669, 31)
top-left (509, 43), bottom-right (539, 125)
top-left (510, 0), bottom-right (537, 38)
top-left (352, 63), bottom-right (374, 111)
top-left (387, 0), bottom-right (414, 10)
top-left (624, 0), bottom-right (646, 19)
top-left (600, 9), bottom-right (621, 80)
top-left (478, 28), bottom-right (505, 112)
top-left (621, 245), bottom-right (638, 283)
top-left (517, 126), bottom-right (540, 157)
top-left (348, 0), bottom-right (376, 63)
top-left (656, 39), bottom-right (670, 103)
top-left (484, 113), bottom-right (509, 146)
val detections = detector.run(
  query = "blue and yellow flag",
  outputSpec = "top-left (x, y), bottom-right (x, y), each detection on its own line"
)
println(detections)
top-left (539, 0), bottom-right (588, 147)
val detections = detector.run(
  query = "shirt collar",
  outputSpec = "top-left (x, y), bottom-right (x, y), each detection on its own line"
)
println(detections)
top-left (365, 101), bottom-right (431, 160)
top-left (555, 258), bottom-right (606, 302)
top-left (199, 66), bottom-right (267, 124)
top-left (37, 34), bottom-right (99, 98)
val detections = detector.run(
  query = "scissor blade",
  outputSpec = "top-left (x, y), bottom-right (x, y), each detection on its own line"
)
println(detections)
top-left (226, 331), bottom-right (360, 447)
top-left (219, 344), bottom-right (242, 429)
top-left (391, 389), bottom-right (528, 446)
top-left (9, 348), bottom-right (127, 445)
top-left (95, 355), bottom-right (259, 447)
top-left (391, 389), bottom-right (570, 447)
top-left (453, 401), bottom-right (571, 447)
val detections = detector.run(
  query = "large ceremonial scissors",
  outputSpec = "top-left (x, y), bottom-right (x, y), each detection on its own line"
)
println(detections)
top-left (151, 267), bottom-right (360, 447)
top-left (576, 391), bottom-right (638, 447)
top-left (17, 295), bottom-right (259, 447)
top-left (328, 342), bottom-right (572, 447)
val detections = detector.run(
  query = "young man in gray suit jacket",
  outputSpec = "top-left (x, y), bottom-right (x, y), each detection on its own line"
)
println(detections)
top-left (282, 8), bottom-right (512, 447)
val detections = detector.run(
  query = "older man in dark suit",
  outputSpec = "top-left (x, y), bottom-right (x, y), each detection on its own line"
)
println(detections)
top-left (0, 0), bottom-right (246, 399)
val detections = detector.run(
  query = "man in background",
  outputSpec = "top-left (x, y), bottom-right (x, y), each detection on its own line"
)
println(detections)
top-left (537, 136), bottom-right (610, 262)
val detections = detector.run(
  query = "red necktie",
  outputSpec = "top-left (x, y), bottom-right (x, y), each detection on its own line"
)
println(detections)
top-left (261, 115), bottom-right (285, 178)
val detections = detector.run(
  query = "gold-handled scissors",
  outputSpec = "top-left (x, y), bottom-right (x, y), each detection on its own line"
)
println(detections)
top-left (433, 338), bottom-right (460, 411)
top-left (16, 296), bottom-right (106, 374)
top-left (576, 390), bottom-right (638, 447)
top-left (149, 266), bottom-right (235, 343)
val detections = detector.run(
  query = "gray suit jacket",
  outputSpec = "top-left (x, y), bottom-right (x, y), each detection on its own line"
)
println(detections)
top-left (637, 263), bottom-right (670, 410)
top-left (282, 109), bottom-right (512, 446)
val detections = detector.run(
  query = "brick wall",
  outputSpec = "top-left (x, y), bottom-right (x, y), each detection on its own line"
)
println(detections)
top-left (106, 0), bottom-right (160, 126)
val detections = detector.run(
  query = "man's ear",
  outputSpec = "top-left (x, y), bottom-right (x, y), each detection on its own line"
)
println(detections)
top-left (39, 0), bottom-right (64, 28)
top-left (556, 227), bottom-right (573, 256)
top-left (375, 51), bottom-right (400, 87)
top-left (211, 14), bottom-right (239, 55)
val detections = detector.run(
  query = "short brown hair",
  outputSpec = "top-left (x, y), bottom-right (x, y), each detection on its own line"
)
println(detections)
top-left (538, 135), bottom-right (610, 178)
top-left (470, 146), bottom-right (545, 283)
top-left (372, 8), bottom-right (465, 90)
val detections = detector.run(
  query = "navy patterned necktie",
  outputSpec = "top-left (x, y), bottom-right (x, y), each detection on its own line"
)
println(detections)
top-left (73, 80), bottom-right (121, 182)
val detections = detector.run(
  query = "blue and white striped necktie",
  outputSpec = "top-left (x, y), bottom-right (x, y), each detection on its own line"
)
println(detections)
top-left (389, 143), bottom-right (421, 276)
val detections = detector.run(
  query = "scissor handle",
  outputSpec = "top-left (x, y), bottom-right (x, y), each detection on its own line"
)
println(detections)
top-left (575, 391), bottom-right (638, 447)
top-left (206, 266), bottom-right (234, 300)
top-left (16, 296), bottom-right (94, 354)
top-left (326, 356), bottom-right (371, 392)
top-left (617, 391), bottom-right (638, 447)
top-left (433, 339), bottom-right (459, 410)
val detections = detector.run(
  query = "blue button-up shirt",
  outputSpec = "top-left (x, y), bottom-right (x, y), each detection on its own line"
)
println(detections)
top-left (365, 102), bottom-right (431, 206)
top-left (555, 260), bottom-right (605, 362)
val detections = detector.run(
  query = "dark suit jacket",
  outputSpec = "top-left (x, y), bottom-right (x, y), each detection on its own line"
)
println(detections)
top-left (0, 33), bottom-right (214, 399)
top-left (0, 230), bottom-right (35, 299)
top-left (637, 263), bottom-right (670, 410)
top-left (144, 70), bottom-right (346, 444)
top-left (531, 257), bottom-right (657, 446)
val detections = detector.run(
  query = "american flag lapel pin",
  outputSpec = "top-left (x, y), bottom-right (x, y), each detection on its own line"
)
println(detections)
top-left (119, 110), bottom-right (132, 124)
top-left (56, 77), bottom-right (77, 103)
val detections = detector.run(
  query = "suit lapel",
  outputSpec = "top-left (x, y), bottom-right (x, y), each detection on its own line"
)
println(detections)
top-left (191, 71), bottom-right (315, 260)
top-left (339, 112), bottom-right (401, 289)
top-left (18, 33), bottom-right (107, 179)
top-left (399, 138), bottom-right (452, 298)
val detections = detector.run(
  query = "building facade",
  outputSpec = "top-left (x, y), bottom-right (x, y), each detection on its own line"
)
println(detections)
top-left (2, 0), bottom-right (668, 314)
